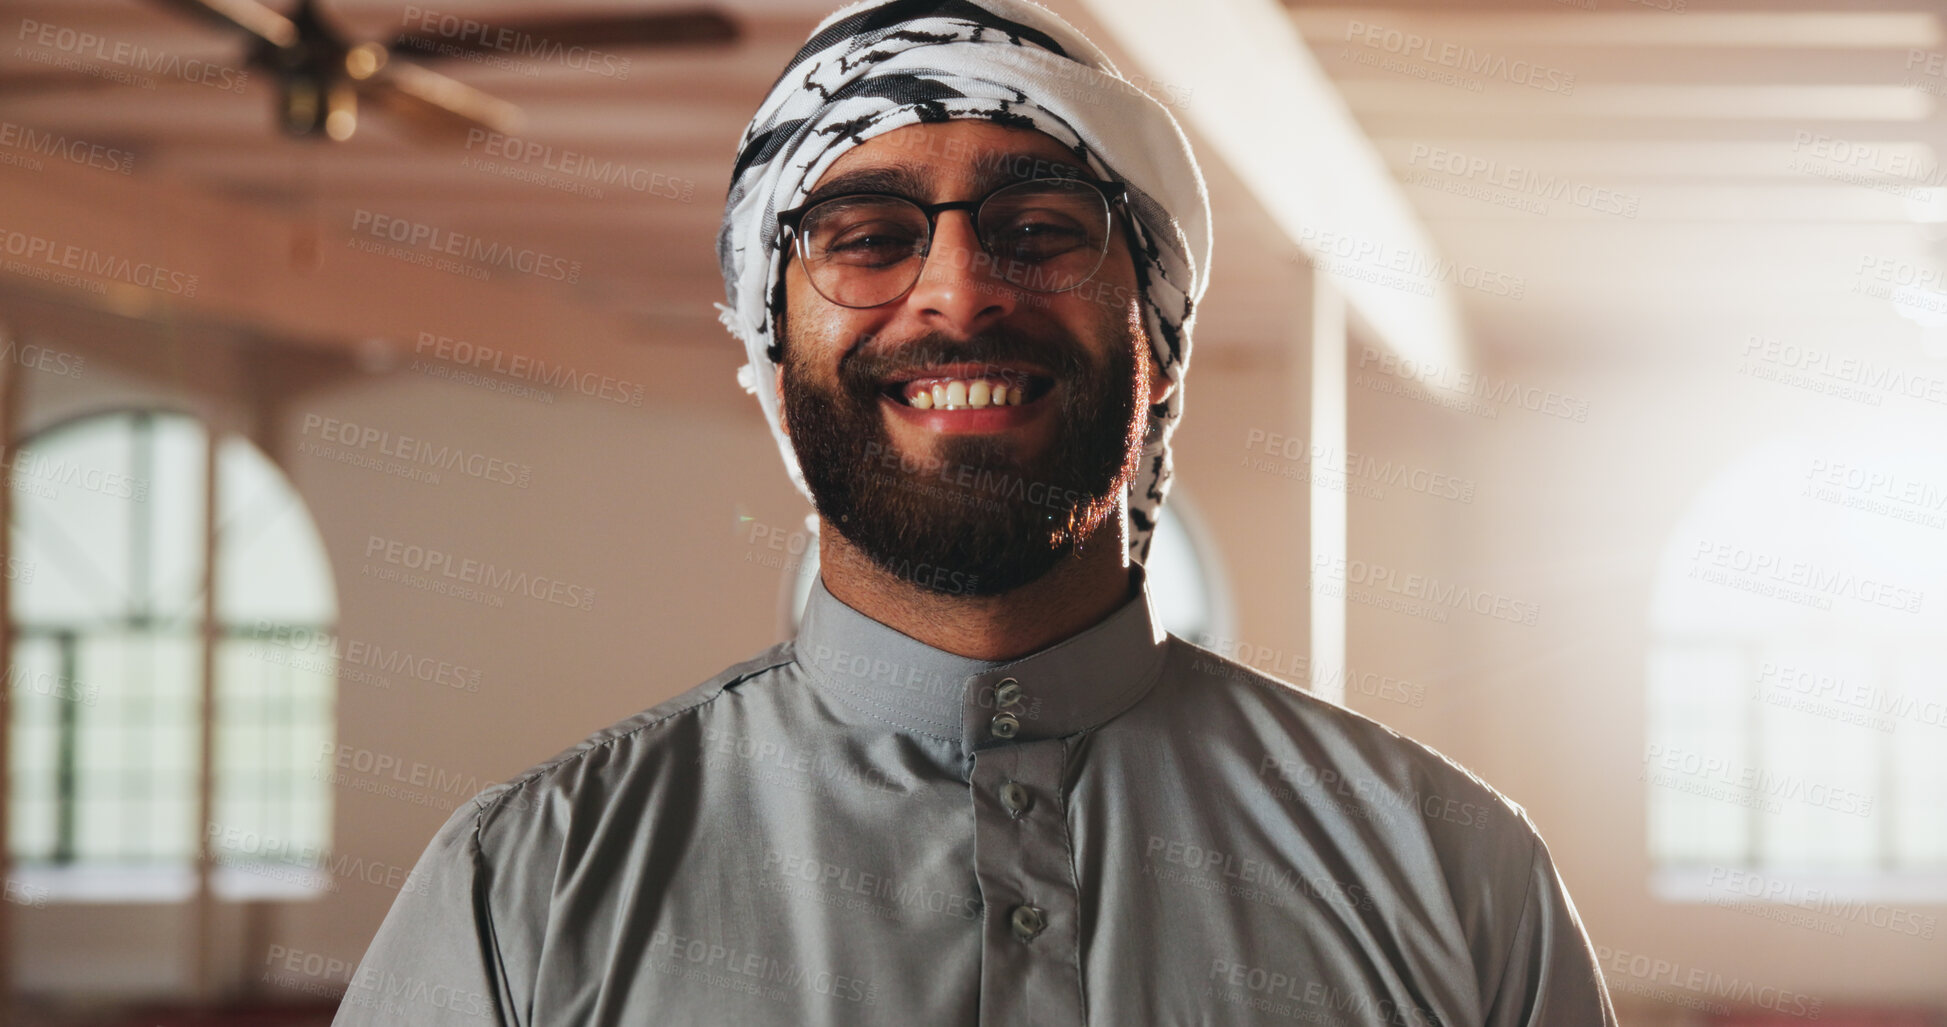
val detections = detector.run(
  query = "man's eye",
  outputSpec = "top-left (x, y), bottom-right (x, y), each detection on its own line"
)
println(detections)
top-left (822, 224), bottom-right (921, 264)
top-left (994, 221), bottom-right (1088, 259)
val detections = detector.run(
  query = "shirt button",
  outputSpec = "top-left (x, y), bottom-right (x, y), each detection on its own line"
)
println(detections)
top-left (990, 712), bottom-right (1020, 739)
top-left (995, 678), bottom-right (1024, 707)
top-left (1010, 904), bottom-right (1046, 941)
top-left (999, 780), bottom-right (1031, 817)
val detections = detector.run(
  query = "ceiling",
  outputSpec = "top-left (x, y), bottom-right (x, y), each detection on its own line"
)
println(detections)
top-left (5, 0), bottom-right (1945, 371)
top-left (1287, 0), bottom-right (1947, 364)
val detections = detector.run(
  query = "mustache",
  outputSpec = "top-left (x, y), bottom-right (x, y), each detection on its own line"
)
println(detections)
top-left (836, 330), bottom-right (1095, 394)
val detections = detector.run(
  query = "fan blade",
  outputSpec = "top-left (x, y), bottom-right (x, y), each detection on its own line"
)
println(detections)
top-left (147, 0), bottom-right (299, 49)
top-left (390, 9), bottom-right (737, 64)
top-left (361, 60), bottom-right (524, 141)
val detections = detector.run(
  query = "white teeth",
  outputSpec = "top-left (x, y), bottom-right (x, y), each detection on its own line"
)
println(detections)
top-left (902, 376), bottom-right (1035, 409)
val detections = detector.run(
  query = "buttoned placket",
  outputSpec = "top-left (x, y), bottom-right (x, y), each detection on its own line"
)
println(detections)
top-left (966, 673), bottom-right (1085, 1025)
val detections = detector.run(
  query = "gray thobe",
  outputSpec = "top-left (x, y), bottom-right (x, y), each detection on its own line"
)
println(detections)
top-left (334, 571), bottom-right (1617, 1026)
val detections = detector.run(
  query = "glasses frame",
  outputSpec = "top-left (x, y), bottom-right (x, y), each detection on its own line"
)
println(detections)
top-left (775, 175), bottom-right (1130, 309)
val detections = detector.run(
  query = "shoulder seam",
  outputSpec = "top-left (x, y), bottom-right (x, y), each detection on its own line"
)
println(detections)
top-left (477, 642), bottom-right (797, 825)
top-left (1171, 638), bottom-right (1528, 817)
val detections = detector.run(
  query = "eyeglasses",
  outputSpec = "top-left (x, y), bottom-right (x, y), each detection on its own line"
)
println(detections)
top-left (776, 176), bottom-right (1128, 309)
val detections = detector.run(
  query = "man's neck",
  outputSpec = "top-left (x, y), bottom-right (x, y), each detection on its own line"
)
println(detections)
top-left (815, 515), bottom-right (1136, 662)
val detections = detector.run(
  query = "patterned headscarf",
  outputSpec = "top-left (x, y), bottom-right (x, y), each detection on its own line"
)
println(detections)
top-left (715, 0), bottom-right (1211, 566)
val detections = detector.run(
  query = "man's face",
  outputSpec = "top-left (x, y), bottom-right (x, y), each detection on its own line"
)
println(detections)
top-left (777, 120), bottom-right (1169, 597)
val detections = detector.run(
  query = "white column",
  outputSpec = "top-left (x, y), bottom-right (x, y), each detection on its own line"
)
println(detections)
top-left (1309, 274), bottom-right (1347, 706)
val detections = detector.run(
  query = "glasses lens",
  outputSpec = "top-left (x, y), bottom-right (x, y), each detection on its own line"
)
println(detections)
top-left (978, 180), bottom-right (1111, 293)
top-left (799, 196), bottom-right (927, 307)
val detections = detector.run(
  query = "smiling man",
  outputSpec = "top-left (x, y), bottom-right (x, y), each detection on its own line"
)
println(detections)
top-left (335, 1), bottom-right (1616, 1024)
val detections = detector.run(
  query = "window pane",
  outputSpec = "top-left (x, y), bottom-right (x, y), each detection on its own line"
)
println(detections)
top-left (1890, 653), bottom-right (1947, 867)
top-left (1646, 644), bottom-right (1750, 865)
top-left (213, 637), bottom-right (334, 875)
top-left (7, 409), bottom-right (338, 896)
top-left (216, 437), bottom-right (337, 625)
top-left (6, 635), bottom-right (67, 861)
top-left (71, 631), bottom-right (201, 863)
top-left (1649, 437), bottom-right (1947, 897)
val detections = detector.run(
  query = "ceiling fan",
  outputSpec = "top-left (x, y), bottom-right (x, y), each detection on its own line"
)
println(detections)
top-left (147, 0), bottom-right (740, 142)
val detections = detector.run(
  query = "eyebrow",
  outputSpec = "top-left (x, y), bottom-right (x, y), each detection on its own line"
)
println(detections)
top-left (800, 154), bottom-right (1091, 207)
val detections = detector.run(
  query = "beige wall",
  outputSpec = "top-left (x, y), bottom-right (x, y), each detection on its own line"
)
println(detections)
top-left (1347, 338), bottom-right (1947, 1011)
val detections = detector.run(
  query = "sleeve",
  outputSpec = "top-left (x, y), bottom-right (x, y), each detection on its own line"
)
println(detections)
top-left (333, 796), bottom-right (519, 1027)
top-left (1482, 831), bottom-right (1619, 1027)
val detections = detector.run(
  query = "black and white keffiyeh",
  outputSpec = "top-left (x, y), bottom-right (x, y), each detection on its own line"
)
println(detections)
top-left (715, 0), bottom-right (1212, 566)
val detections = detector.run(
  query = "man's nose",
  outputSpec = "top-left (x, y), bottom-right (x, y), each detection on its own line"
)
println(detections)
top-left (903, 210), bottom-right (1017, 334)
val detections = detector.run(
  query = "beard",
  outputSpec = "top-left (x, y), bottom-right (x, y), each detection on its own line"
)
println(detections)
top-left (780, 315), bottom-right (1149, 597)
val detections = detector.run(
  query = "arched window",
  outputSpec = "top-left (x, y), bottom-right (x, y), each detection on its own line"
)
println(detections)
top-left (8, 410), bottom-right (337, 899)
top-left (786, 489), bottom-right (1236, 643)
top-left (1645, 435), bottom-right (1947, 900)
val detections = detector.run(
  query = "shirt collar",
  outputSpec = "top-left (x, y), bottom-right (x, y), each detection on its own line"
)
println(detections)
top-left (794, 565), bottom-right (1170, 757)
